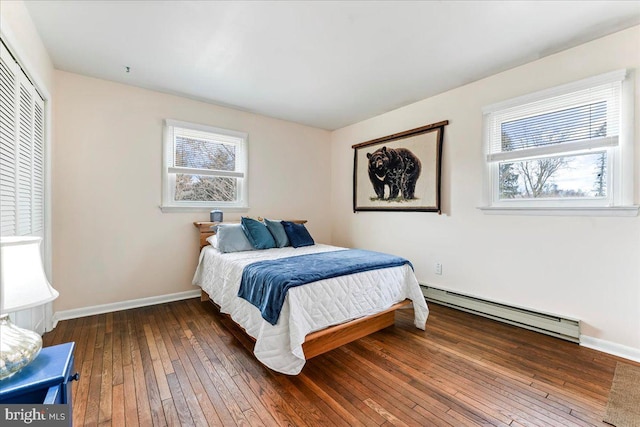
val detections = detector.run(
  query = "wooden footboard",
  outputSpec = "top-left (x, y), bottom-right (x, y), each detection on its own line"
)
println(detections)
top-left (200, 289), bottom-right (409, 359)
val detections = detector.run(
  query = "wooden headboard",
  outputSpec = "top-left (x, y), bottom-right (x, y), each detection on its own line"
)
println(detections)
top-left (193, 219), bottom-right (307, 250)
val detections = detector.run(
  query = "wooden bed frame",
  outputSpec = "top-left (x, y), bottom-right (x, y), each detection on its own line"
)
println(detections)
top-left (193, 220), bottom-right (410, 359)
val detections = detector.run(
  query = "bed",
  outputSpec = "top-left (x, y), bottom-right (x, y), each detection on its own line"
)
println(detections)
top-left (192, 219), bottom-right (429, 375)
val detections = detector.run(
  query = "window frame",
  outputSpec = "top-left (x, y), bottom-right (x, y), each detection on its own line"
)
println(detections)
top-left (160, 119), bottom-right (249, 212)
top-left (479, 69), bottom-right (637, 216)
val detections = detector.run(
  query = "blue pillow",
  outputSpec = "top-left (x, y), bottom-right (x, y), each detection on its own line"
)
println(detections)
top-left (216, 224), bottom-right (255, 253)
top-left (241, 217), bottom-right (276, 249)
top-left (263, 218), bottom-right (289, 248)
top-left (281, 221), bottom-right (315, 248)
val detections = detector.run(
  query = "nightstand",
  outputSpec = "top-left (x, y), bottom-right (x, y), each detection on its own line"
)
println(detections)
top-left (0, 342), bottom-right (78, 421)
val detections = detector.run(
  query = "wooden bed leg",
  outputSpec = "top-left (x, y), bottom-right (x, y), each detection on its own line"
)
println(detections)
top-left (201, 290), bottom-right (210, 302)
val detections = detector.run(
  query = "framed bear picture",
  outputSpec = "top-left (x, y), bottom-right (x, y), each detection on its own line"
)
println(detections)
top-left (352, 120), bottom-right (448, 213)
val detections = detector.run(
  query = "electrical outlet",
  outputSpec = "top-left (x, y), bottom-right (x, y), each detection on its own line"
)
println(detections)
top-left (435, 262), bottom-right (442, 275)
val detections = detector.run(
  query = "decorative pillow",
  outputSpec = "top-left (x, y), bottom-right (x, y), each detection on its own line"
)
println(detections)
top-left (241, 217), bottom-right (276, 249)
top-left (263, 218), bottom-right (289, 248)
top-left (216, 224), bottom-right (255, 253)
top-left (206, 234), bottom-right (219, 249)
top-left (281, 221), bottom-right (315, 248)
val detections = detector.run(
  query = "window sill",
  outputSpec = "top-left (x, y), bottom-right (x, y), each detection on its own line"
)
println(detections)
top-left (159, 205), bottom-right (249, 214)
top-left (477, 206), bottom-right (639, 217)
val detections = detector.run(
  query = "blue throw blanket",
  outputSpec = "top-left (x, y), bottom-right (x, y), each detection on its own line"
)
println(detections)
top-left (238, 249), bottom-right (413, 325)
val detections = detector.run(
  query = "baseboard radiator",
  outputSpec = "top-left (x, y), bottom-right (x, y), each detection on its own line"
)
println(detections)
top-left (421, 285), bottom-right (580, 343)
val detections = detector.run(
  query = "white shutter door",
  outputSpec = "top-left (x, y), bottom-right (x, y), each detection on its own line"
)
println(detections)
top-left (0, 43), bottom-right (17, 235)
top-left (0, 42), bottom-right (45, 237)
top-left (0, 40), bottom-right (49, 333)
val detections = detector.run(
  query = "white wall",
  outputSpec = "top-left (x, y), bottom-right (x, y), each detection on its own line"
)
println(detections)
top-left (53, 71), bottom-right (331, 311)
top-left (331, 26), bottom-right (640, 356)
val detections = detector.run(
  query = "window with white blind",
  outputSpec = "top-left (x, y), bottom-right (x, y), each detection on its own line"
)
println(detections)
top-left (0, 40), bottom-right (45, 236)
top-left (481, 69), bottom-right (636, 215)
top-left (161, 119), bottom-right (248, 212)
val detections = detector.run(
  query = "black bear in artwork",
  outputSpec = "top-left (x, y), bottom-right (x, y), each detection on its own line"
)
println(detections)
top-left (366, 146), bottom-right (422, 200)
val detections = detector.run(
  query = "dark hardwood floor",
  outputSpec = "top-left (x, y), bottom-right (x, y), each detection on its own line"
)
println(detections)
top-left (43, 298), bottom-right (633, 426)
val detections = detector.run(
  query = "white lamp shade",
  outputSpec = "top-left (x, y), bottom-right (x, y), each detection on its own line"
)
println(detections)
top-left (0, 236), bottom-right (59, 314)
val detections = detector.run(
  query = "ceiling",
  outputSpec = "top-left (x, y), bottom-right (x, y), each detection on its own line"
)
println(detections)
top-left (24, 1), bottom-right (640, 130)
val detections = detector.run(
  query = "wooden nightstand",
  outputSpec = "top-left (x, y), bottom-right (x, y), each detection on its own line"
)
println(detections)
top-left (0, 342), bottom-right (78, 423)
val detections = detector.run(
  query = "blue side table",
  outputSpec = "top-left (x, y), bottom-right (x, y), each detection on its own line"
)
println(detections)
top-left (0, 342), bottom-right (78, 423)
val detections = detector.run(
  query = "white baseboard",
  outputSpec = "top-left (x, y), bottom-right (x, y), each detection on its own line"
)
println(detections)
top-left (51, 289), bottom-right (201, 328)
top-left (580, 335), bottom-right (640, 363)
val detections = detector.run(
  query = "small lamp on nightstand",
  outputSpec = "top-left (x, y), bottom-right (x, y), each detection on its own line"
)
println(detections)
top-left (0, 236), bottom-right (59, 380)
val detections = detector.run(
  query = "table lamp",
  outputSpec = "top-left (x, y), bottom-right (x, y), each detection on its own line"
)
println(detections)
top-left (0, 236), bottom-right (59, 380)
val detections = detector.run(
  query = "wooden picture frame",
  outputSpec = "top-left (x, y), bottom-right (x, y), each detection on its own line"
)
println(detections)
top-left (352, 120), bottom-right (448, 213)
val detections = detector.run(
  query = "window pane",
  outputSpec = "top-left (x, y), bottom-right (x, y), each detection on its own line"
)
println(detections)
top-left (175, 135), bottom-right (236, 171)
top-left (174, 174), bottom-right (237, 202)
top-left (501, 101), bottom-right (607, 152)
top-left (498, 152), bottom-right (607, 200)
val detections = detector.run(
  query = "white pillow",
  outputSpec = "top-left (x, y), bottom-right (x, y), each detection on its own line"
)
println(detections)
top-left (206, 234), bottom-right (219, 249)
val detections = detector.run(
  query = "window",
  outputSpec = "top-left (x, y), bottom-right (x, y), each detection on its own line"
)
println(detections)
top-left (0, 40), bottom-right (45, 236)
top-left (161, 120), bottom-right (248, 212)
top-left (481, 69), bottom-right (636, 215)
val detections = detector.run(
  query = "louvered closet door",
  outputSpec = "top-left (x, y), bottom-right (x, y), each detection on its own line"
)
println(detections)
top-left (0, 41), bottom-right (45, 238)
top-left (0, 42), bottom-right (17, 235)
top-left (0, 40), bottom-right (48, 334)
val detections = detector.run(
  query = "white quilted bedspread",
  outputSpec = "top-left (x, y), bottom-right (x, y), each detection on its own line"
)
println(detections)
top-left (192, 244), bottom-right (429, 375)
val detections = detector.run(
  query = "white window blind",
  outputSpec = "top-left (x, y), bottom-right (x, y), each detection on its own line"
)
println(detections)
top-left (0, 40), bottom-right (45, 236)
top-left (485, 74), bottom-right (623, 163)
top-left (161, 119), bottom-right (248, 211)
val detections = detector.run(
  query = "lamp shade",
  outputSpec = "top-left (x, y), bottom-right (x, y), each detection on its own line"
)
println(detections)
top-left (0, 236), bottom-right (59, 314)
